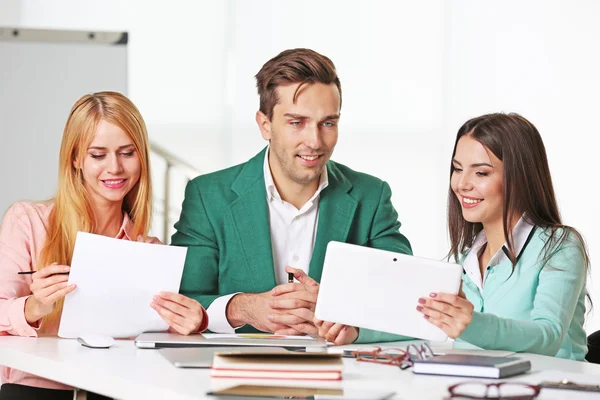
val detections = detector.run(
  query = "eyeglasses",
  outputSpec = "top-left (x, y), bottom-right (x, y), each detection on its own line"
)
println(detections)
top-left (447, 382), bottom-right (541, 399)
top-left (350, 343), bottom-right (434, 369)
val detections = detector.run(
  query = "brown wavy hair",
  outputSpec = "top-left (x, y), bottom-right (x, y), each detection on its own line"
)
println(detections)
top-left (39, 91), bottom-right (152, 330)
top-left (447, 113), bottom-right (589, 273)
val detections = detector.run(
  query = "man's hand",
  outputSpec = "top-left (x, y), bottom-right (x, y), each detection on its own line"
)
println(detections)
top-left (268, 286), bottom-right (318, 334)
top-left (225, 292), bottom-right (289, 333)
top-left (271, 266), bottom-right (320, 335)
top-left (226, 267), bottom-right (321, 334)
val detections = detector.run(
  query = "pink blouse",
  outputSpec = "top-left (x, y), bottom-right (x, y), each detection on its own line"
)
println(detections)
top-left (1, 201), bottom-right (137, 389)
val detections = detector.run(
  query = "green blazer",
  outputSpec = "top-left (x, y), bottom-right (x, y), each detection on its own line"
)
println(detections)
top-left (172, 148), bottom-right (412, 343)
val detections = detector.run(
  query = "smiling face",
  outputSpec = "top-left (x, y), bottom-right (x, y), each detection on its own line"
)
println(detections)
top-left (450, 134), bottom-right (504, 227)
top-left (79, 120), bottom-right (141, 208)
top-left (257, 82), bottom-right (341, 188)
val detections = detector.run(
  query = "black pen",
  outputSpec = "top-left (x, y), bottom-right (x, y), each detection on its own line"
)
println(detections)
top-left (18, 271), bottom-right (69, 275)
top-left (288, 272), bottom-right (294, 283)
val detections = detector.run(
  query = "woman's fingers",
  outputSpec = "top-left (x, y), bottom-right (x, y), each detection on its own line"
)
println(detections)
top-left (418, 293), bottom-right (473, 339)
top-left (421, 313), bottom-right (458, 337)
top-left (152, 296), bottom-right (189, 318)
top-left (151, 302), bottom-right (192, 331)
top-left (35, 264), bottom-right (70, 279)
top-left (151, 293), bottom-right (205, 334)
top-left (417, 299), bottom-right (459, 318)
top-left (32, 274), bottom-right (70, 290)
top-left (428, 292), bottom-right (473, 311)
top-left (34, 282), bottom-right (73, 303)
top-left (45, 283), bottom-right (77, 304)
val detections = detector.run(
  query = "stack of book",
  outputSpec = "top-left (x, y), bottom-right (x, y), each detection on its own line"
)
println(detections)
top-left (210, 347), bottom-right (343, 380)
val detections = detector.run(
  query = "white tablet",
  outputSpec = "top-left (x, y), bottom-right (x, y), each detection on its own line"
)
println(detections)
top-left (314, 242), bottom-right (463, 341)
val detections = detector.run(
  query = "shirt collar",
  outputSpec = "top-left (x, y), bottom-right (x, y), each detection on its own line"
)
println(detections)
top-left (115, 212), bottom-right (135, 241)
top-left (462, 215), bottom-right (535, 290)
top-left (263, 146), bottom-right (329, 204)
top-left (469, 215), bottom-right (535, 268)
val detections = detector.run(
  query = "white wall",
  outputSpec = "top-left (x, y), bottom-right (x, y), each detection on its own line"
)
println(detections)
top-left (5, 0), bottom-right (229, 238)
top-left (226, 0), bottom-right (448, 262)
top-left (0, 38), bottom-right (127, 215)
top-left (13, 0), bottom-right (230, 172)
top-left (0, 0), bottom-right (19, 25)
top-left (445, 0), bottom-right (600, 333)
top-left (3, 0), bottom-right (599, 333)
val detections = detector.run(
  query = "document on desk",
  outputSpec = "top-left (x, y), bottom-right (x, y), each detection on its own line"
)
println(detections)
top-left (58, 232), bottom-right (187, 339)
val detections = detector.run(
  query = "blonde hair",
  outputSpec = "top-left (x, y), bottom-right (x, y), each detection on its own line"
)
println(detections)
top-left (39, 91), bottom-right (153, 330)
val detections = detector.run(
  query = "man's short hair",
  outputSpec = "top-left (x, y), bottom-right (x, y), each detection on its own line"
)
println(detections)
top-left (255, 48), bottom-right (342, 120)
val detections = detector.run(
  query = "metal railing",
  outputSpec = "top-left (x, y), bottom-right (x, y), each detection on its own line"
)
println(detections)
top-left (150, 141), bottom-right (201, 243)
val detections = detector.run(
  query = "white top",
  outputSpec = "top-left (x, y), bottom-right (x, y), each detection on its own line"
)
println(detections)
top-left (1, 336), bottom-right (598, 400)
top-left (463, 217), bottom-right (535, 291)
top-left (206, 148), bottom-right (328, 333)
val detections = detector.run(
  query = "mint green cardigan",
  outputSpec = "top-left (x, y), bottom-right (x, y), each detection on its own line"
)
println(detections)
top-left (458, 228), bottom-right (588, 360)
top-left (171, 148), bottom-right (412, 343)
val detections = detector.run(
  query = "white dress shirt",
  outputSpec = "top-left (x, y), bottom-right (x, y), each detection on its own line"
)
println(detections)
top-left (206, 148), bottom-right (329, 333)
top-left (462, 216), bottom-right (535, 291)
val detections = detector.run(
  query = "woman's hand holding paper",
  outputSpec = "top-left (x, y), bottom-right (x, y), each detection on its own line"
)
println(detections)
top-left (150, 292), bottom-right (206, 335)
top-left (24, 263), bottom-right (76, 324)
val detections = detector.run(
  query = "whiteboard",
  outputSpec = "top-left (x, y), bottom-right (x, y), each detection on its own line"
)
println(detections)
top-left (0, 27), bottom-right (127, 215)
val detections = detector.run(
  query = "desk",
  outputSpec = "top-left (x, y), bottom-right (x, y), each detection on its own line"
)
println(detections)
top-left (1, 336), bottom-right (599, 399)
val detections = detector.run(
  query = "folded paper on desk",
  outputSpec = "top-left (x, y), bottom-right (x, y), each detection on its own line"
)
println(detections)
top-left (58, 232), bottom-right (187, 338)
top-left (210, 347), bottom-right (343, 380)
top-left (413, 355), bottom-right (531, 378)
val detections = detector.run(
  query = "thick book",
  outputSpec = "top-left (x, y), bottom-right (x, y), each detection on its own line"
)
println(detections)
top-left (210, 348), bottom-right (343, 380)
top-left (413, 355), bottom-right (531, 378)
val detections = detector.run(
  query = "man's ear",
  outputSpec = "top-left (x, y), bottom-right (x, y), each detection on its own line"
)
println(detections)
top-left (256, 111), bottom-right (272, 141)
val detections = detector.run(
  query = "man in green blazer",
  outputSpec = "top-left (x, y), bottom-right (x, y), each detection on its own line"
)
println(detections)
top-left (171, 48), bottom-right (411, 344)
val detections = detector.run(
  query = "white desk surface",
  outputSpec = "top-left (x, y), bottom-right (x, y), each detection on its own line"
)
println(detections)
top-left (1, 336), bottom-right (600, 400)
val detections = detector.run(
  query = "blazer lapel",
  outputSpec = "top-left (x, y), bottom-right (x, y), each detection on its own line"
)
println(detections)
top-left (229, 148), bottom-right (276, 290)
top-left (308, 162), bottom-right (357, 282)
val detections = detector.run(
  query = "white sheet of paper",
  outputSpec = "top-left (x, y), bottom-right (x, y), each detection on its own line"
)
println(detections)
top-left (58, 232), bottom-right (187, 338)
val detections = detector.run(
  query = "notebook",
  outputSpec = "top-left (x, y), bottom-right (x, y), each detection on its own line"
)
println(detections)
top-left (413, 355), bottom-right (531, 378)
top-left (210, 348), bottom-right (343, 380)
top-left (315, 241), bottom-right (463, 341)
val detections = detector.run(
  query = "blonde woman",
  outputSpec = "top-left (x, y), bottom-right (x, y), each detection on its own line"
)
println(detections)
top-left (0, 92), bottom-right (207, 399)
